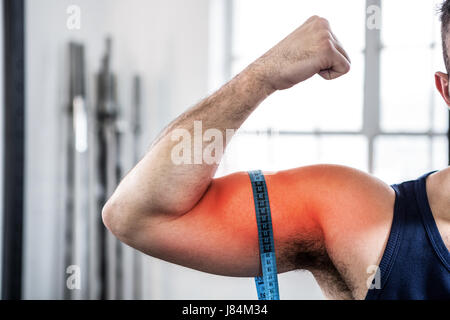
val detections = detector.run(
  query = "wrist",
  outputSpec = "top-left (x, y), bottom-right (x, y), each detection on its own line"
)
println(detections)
top-left (247, 59), bottom-right (277, 96)
top-left (235, 61), bottom-right (276, 104)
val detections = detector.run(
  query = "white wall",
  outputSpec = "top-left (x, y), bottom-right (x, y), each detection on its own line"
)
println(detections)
top-left (24, 0), bottom-right (214, 299)
top-left (25, 0), bottom-right (116, 299)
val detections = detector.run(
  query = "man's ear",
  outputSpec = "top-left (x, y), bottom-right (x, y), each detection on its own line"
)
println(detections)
top-left (435, 72), bottom-right (450, 107)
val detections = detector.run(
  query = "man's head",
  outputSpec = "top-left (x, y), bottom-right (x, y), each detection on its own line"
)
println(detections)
top-left (436, 0), bottom-right (450, 107)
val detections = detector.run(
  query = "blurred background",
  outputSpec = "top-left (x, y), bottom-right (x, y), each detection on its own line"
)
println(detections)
top-left (0, 0), bottom-right (448, 299)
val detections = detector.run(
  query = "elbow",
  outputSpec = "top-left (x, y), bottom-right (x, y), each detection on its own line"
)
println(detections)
top-left (102, 195), bottom-right (154, 245)
top-left (102, 198), bottom-right (129, 240)
top-left (101, 199), bottom-right (117, 234)
top-left (101, 200), bottom-right (113, 231)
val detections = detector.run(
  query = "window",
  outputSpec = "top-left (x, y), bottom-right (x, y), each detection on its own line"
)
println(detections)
top-left (375, 0), bottom-right (449, 183)
top-left (216, 0), bottom-right (448, 186)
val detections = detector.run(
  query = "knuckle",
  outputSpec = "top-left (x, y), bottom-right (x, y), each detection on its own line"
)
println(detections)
top-left (338, 60), bottom-right (351, 74)
top-left (319, 17), bottom-right (330, 25)
top-left (343, 62), bottom-right (351, 73)
top-left (319, 30), bottom-right (332, 41)
top-left (321, 39), bottom-right (335, 53)
top-left (315, 17), bottom-right (330, 28)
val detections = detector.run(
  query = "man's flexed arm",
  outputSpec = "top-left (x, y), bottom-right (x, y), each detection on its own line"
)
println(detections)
top-left (102, 17), bottom-right (351, 273)
top-left (103, 16), bottom-right (350, 220)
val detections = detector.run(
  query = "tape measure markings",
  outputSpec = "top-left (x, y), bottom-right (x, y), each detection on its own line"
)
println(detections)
top-left (248, 170), bottom-right (280, 300)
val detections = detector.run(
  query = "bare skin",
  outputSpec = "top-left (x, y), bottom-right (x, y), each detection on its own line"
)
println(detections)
top-left (103, 16), bottom-right (450, 300)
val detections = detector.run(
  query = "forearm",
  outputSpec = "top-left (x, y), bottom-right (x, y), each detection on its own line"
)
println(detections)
top-left (104, 63), bottom-right (274, 221)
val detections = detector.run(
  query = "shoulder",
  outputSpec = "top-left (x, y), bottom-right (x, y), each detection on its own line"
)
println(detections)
top-left (264, 164), bottom-right (395, 261)
top-left (266, 164), bottom-right (396, 299)
top-left (315, 165), bottom-right (395, 299)
top-left (265, 164), bottom-right (395, 212)
top-left (262, 164), bottom-right (395, 234)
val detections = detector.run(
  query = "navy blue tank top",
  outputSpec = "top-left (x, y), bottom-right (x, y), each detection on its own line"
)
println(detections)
top-left (365, 172), bottom-right (450, 300)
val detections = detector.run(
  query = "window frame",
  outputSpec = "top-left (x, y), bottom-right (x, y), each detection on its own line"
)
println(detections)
top-left (223, 0), bottom-right (449, 173)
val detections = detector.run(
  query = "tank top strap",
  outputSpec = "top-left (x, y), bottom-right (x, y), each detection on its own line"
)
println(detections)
top-left (414, 172), bottom-right (450, 272)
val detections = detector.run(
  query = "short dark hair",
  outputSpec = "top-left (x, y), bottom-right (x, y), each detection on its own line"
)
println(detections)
top-left (441, 0), bottom-right (450, 73)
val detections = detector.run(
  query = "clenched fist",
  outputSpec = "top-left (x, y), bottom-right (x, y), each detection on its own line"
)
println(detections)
top-left (253, 16), bottom-right (351, 91)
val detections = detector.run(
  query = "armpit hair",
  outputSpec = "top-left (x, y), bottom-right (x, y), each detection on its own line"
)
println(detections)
top-left (278, 237), bottom-right (354, 299)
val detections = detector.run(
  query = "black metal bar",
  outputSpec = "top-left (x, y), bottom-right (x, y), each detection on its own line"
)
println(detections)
top-left (2, 0), bottom-right (25, 300)
top-left (97, 126), bottom-right (108, 300)
top-left (96, 38), bottom-right (119, 300)
top-left (132, 76), bottom-right (142, 300)
top-left (65, 42), bottom-right (86, 300)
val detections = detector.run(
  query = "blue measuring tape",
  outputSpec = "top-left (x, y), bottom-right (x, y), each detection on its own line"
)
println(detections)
top-left (248, 170), bottom-right (280, 300)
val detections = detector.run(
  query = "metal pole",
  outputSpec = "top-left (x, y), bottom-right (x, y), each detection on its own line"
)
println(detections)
top-left (64, 43), bottom-right (77, 300)
top-left (224, 0), bottom-right (234, 81)
top-left (114, 97), bottom-right (123, 300)
top-left (1, 0), bottom-right (25, 300)
top-left (132, 75), bottom-right (142, 300)
top-left (66, 42), bottom-right (89, 300)
top-left (363, 0), bottom-right (382, 174)
top-left (96, 38), bottom-right (121, 300)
